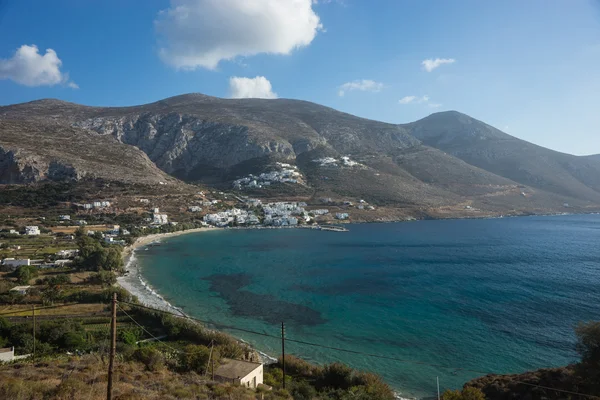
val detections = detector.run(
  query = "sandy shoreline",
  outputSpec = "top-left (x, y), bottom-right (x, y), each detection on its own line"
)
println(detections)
top-left (117, 227), bottom-right (219, 315)
top-left (115, 224), bottom-right (414, 398)
top-left (122, 226), bottom-right (219, 258)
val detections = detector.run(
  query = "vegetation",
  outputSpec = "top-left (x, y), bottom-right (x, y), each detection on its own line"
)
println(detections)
top-left (442, 387), bottom-right (486, 400)
top-left (468, 321), bottom-right (600, 399)
top-left (14, 265), bottom-right (38, 284)
top-left (575, 321), bottom-right (600, 392)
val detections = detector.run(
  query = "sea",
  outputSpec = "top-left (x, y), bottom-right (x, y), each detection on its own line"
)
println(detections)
top-left (122, 214), bottom-right (600, 399)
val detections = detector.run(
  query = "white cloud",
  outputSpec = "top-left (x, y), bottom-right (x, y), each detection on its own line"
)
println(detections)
top-left (422, 58), bottom-right (456, 72)
top-left (398, 96), bottom-right (417, 104)
top-left (399, 95), bottom-right (430, 105)
top-left (428, 103), bottom-right (442, 108)
top-left (155, 0), bottom-right (322, 70)
top-left (338, 79), bottom-right (384, 97)
top-left (229, 76), bottom-right (278, 99)
top-left (0, 44), bottom-right (77, 88)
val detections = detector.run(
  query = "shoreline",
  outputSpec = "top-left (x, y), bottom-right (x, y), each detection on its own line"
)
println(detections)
top-left (115, 223), bottom-right (420, 399)
top-left (116, 226), bottom-right (281, 365)
top-left (118, 227), bottom-right (218, 315)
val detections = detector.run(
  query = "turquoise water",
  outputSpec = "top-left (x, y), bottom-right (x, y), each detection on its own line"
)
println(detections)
top-left (135, 215), bottom-right (600, 399)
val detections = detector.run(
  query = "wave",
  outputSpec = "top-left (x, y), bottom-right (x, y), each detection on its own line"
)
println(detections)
top-left (118, 251), bottom-right (185, 316)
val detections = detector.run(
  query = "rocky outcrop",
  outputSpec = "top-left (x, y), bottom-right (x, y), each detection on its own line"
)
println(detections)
top-left (74, 113), bottom-right (303, 177)
top-left (0, 147), bottom-right (85, 184)
top-left (0, 147), bottom-right (43, 184)
top-left (0, 119), bottom-right (177, 186)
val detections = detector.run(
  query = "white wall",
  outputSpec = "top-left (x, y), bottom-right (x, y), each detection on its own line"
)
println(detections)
top-left (239, 365), bottom-right (263, 389)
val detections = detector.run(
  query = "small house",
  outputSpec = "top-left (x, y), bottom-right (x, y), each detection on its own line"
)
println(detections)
top-left (25, 226), bottom-right (40, 235)
top-left (10, 286), bottom-right (31, 295)
top-left (214, 358), bottom-right (263, 389)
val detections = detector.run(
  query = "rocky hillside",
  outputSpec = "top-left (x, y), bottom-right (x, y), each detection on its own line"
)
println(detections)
top-left (0, 119), bottom-right (176, 185)
top-left (403, 111), bottom-right (600, 203)
top-left (1, 95), bottom-right (599, 216)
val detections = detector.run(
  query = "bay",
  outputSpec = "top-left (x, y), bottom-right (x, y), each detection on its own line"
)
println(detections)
top-left (134, 214), bottom-right (600, 399)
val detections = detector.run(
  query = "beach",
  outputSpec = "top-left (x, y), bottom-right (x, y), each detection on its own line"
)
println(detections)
top-left (117, 227), bottom-right (218, 315)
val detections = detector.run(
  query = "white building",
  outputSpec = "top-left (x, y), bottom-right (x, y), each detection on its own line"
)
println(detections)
top-left (312, 209), bottom-right (329, 215)
top-left (56, 249), bottom-right (79, 258)
top-left (152, 208), bottom-right (169, 225)
top-left (104, 237), bottom-right (126, 246)
top-left (10, 286), bottom-right (31, 295)
top-left (189, 206), bottom-right (203, 212)
top-left (1, 258), bottom-right (31, 270)
top-left (214, 359), bottom-right (263, 389)
top-left (335, 213), bottom-right (349, 220)
top-left (25, 226), bottom-right (40, 235)
top-left (59, 215), bottom-right (71, 221)
top-left (0, 347), bottom-right (31, 363)
top-left (8, 229), bottom-right (19, 235)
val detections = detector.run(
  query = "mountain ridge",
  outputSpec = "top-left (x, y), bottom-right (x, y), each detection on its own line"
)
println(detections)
top-left (1, 94), bottom-right (600, 218)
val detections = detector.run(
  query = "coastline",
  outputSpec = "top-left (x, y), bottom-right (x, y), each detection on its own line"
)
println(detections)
top-left (118, 227), bottom-right (218, 315)
top-left (116, 225), bottom-right (281, 365)
top-left (115, 224), bottom-right (416, 399)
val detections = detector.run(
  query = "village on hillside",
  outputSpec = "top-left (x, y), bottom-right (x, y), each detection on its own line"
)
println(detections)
top-left (0, 182), bottom-right (383, 272)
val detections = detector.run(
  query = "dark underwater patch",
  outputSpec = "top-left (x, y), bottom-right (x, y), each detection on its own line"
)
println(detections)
top-left (204, 273), bottom-right (326, 326)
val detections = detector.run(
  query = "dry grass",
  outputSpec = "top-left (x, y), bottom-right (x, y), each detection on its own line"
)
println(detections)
top-left (49, 225), bottom-right (114, 234)
top-left (0, 303), bottom-right (106, 317)
top-left (0, 355), bottom-right (262, 400)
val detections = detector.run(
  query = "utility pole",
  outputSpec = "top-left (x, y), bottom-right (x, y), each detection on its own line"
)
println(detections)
top-left (32, 305), bottom-right (36, 360)
top-left (281, 322), bottom-right (286, 390)
top-left (206, 340), bottom-right (214, 379)
top-left (107, 293), bottom-right (117, 400)
top-left (212, 357), bottom-right (215, 381)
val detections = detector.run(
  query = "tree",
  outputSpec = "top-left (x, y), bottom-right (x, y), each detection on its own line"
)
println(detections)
top-left (93, 270), bottom-right (117, 287)
top-left (103, 247), bottom-right (124, 272)
top-left (15, 265), bottom-right (38, 284)
top-left (442, 387), bottom-right (486, 400)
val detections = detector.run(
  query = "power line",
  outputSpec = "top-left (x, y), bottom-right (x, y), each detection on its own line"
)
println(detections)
top-left (118, 300), bottom-right (600, 399)
top-left (117, 303), bottom-right (206, 356)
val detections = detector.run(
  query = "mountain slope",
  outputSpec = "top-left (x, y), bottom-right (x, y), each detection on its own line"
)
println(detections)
top-left (0, 119), bottom-right (176, 185)
top-left (403, 111), bottom-right (600, 203)
top-left (1, 95), bottom-right (599, 216)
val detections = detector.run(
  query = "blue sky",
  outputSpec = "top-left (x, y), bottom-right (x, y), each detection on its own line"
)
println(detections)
top-left (1, 0), bottom-right (599, 155)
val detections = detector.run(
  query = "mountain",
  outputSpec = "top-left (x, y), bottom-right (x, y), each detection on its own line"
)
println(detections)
top-left (586, 154), bottom-right (600, 162)
top-left (1, 94), bottom-right (599, 217)
top-left (404, 111), bottom-right (600, 203)
top-left (0, 119), bottom-right (176, 185)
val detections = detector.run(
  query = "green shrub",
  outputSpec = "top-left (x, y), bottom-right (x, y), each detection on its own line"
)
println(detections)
top-left (442, 387), bottom-right (486, 400)
top-left (289, 380), bottom-right (317, 400)
top-left (133, 346), bottom-right (165, 371)
top-left (279, 355), bottom-right (320, 377)
top-left (317, 362), bottom-right (354, 390)
top-left (119, 328), bottom-right (141, 345)
top-left (178, 344), bottom-right (211, 373)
